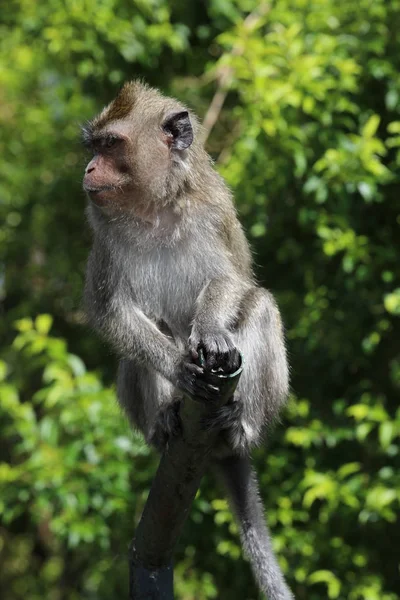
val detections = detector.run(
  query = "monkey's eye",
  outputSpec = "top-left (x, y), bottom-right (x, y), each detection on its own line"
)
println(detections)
top-left (81, 138), bottom-right (94, 152)
top-left (104, 136), bottom-right (121, 149)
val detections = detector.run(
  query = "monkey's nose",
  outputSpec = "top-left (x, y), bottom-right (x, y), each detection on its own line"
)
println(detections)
top-left (86, 166), bottom-right (95, 174)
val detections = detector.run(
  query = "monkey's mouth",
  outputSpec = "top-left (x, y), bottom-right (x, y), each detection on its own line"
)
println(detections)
top-left (84, 185), bottom-right (117, 195)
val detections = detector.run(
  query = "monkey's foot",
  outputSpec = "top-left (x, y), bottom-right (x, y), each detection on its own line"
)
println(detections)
top-left (189, 330), bottom-right (241, 373)
top-left (202, 399), bottom-right (240, 432)
top-left (150, 400), bottom-right (182, 451)
top-left (201, 401), bottom-right (253, 454)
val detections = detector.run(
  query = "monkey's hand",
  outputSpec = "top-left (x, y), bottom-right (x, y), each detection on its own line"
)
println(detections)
top-left (189, 328), bottom-right (241, 374)
top-left (176, 359), bottom-right (222, 402)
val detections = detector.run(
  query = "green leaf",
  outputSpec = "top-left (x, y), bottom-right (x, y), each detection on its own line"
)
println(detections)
top-left (362, 115), bottom-right (380, 138)
top-left (308, 570), bottom-right (341, 598)
top-left (384, 289), bottom-right (400, 315)
top-left (67, 354), bottom-right (86, 377)
top-left (35, 314), bottom-right (53, 335)
top-left (379, 422), bottom-right (395, 450)
top-left (347, 404), bottom-right (370, 420)
top-left (337, 462), bottom-right (361, 479)
top-left (14, 318), bottom-right (33, 332)
top-left (0, 361), bottom-right (7, 382)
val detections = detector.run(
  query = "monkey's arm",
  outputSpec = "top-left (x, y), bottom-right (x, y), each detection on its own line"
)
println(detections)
top-left (190, 275), bottom-right (285, 372)
top-left (192, 276), bottom-right (247, 332)
top-left (85, 248), bottom-right (220, 401)
top-left (189, 276), bottom-right (250, 368)
top-left (103, 300), bottom-right (182, 376)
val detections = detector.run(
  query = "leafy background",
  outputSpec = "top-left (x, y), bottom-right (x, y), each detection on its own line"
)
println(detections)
top-left (1, 1), bottom-right (399, 598)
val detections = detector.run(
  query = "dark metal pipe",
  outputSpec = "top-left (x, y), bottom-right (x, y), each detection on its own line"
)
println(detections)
top-left (129, 356), bottom-right (243, 599)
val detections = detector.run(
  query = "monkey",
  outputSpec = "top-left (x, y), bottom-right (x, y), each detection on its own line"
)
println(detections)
top-left (82, 80), bottom-right (293, 600)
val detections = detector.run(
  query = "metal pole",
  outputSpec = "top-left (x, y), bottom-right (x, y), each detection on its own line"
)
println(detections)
top-left (129, 358), bottom-right (243, 599)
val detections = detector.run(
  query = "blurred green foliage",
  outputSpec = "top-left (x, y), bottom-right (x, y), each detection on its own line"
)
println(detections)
top-left (0, 0), bottom-right (399, 598)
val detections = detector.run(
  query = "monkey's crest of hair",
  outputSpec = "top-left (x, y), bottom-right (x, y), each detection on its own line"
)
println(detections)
top-left (85, 80), bottom-right (203, 145)
top-left (94, 80), bottom-right (162, 129)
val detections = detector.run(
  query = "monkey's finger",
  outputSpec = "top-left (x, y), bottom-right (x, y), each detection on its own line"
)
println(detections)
top-left (190, 347), bottom-right (199, 361)
top-left (225, 348), bottom-right (241, 372)
top-left (183, 382), bottom-right (214, 402)
top-left (194, 377), bottom-right (220, 392)
top-left (205, 352), bottom-right (218, 370)
top-left (185, 362), bottom-right (204, 376)
top-left (178, 374), bottom-right (220, 401)
top-left (193, 380), bottom-right (221, 401)
top-left (193, 345), bottom-right (209, 369)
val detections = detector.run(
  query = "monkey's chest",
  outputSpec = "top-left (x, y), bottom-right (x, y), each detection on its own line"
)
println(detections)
top-left (127, 248), bottom-right (206, 336)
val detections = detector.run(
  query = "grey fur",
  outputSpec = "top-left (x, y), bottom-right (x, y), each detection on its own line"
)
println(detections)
top-left (83, 81), bottom-right (292, 599)
top-left (218, 456), bottom-right (293, 599)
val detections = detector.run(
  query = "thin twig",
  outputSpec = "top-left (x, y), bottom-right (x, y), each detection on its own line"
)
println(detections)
top-left (201, 4), bottom-right (271, 144)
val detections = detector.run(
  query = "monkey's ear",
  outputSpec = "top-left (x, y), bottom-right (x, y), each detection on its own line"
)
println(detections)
top-left (162, 111), bottom-right (193, 150)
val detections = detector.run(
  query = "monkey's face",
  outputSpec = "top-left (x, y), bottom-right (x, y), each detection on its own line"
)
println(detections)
top-left (82, 81), bottom-right (193, 215)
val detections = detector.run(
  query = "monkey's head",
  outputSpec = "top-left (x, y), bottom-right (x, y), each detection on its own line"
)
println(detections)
top-left (82, 81), bottom-right (198, 215)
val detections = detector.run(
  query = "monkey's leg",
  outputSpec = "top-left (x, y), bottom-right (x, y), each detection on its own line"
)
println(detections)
top-left (203, 287), bottom-right (289, 454)
top-left (117, 359), bottom-right (181, 450)
top-left (217, 455), bottom-right (294, 600)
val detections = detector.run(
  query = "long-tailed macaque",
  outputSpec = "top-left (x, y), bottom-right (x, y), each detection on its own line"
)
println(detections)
top-left (82, 81), bottom-right (293, 599)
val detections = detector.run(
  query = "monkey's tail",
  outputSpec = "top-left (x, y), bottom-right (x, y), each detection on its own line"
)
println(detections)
top-left (217, 455), bottom-right (294, 600)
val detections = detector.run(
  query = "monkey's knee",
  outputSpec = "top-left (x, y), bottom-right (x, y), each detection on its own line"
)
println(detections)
top-left (236, 287), bottom-right (282, 331)
top-left (234, 288), bottom-right (289, 434)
